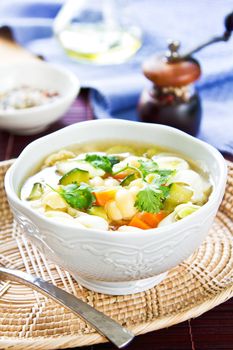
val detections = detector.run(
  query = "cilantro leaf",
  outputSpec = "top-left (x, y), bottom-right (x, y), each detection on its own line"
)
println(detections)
top-left (138, 160), bottom-right (158, 178)
top-left (107, 155), bottom-right (120, 167)
top-left (153, 170), bottom-right (176, 185)
top-left (159, 184), bottom-right (171, 198)
top-left (134, 182), bottom-right (172, 213)
top-left (85, 154), bottom-right (120, 173)
top-left (59, 183), bottom-right (95, 210)
top-left (134, 165), bottom-right (174, 213)
top-left (139, 160), bottom-right (175, 185)
top-left (135, 186), bottom-right (165, 213)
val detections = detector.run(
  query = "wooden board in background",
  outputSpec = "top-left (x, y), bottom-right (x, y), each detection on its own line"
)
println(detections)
top-left (0, 25), bottom-right (39, 64)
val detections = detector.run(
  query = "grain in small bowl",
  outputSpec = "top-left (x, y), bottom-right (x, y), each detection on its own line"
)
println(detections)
top-left (0, 61), bottom-right (80, 135)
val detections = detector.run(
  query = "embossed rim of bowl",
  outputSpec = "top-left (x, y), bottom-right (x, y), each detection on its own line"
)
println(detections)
top-left (4, 119), bottom-right (227, 238)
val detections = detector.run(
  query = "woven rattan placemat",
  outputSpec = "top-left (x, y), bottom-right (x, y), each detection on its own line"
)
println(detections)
top-left (0, 159), bottom-right (233, 350)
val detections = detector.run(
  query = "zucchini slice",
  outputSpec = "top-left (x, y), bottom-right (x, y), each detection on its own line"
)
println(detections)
top-left (88, 206), bottom-right (108, 221)
top-left (56, 160), bottom-right (105, 177)
top-left (121, 173), bottom-right (137, 186)
top-left (59, 168), bottom-right (89, 185)
top-left (164, 183), bottom-right (193, 212)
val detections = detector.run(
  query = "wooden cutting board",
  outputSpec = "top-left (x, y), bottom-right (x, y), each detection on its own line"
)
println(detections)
top-left (0, 26), bottom-right (39, 64)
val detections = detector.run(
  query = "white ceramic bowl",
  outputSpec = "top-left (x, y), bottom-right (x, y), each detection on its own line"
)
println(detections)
top-left (5, 120), bottom-right (227, 295)
top-left (0, 61), bottom-right (80, 135)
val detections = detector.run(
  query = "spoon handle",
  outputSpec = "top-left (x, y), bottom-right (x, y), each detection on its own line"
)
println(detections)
top-left (0, 267), bottom-right (134, 348)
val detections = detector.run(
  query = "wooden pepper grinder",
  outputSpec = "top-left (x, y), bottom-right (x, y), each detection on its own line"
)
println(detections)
top-left (138, 12), bottom-right (233, 136)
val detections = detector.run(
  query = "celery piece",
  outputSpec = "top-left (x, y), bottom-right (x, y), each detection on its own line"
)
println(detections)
top-left (175, 203), bottom-right (200, 220)
top-left (27, 183), bottom-right (43, 201)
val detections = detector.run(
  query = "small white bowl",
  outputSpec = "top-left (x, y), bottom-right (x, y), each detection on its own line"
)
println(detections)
top-left (0, 61), bottom-right (80, 135)
top-left (5, 120), bottom-right (227, 295)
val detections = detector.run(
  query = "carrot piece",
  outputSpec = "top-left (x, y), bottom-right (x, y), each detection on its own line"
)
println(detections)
top-left (113, 172), bottom-right (128, 180)
top-left (128, 211), bottom-right (166, 230)
top-left (128, 216), bottom-right (151, 230)
top-left (94, 189), bottom-right (117, 206)
top-left (139, 211), bottom-right (166, 228)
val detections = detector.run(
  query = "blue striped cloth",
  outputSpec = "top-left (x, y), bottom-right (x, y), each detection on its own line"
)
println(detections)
top-left (0, 0), bottom-right (232, 154)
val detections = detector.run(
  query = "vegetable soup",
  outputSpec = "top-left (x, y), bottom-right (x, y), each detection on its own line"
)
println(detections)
top-left (21, 142), bottom-right (212, 231)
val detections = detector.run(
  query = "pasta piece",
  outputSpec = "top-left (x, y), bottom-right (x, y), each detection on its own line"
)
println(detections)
top-left (67, 207), bottom-right (81, 217)
top-left (158, 212), bottom-right (176, 227)
top-left (46, 211), bottom-right (86, 227)
top-left (43, 150), bottom-right (75, 167)
top-left (115, 189), bottom-right (137, 219)
top-left (152, 156), bottom-right (189, 171)
top-left (104, 178), bottom-right (119, 187)
top-left (128, 179), bottom-right (144, 200)
top-left (77, 214), bottom-right (109, 230)
top-left (89, 176), bottom-right (105, 187)
top-left (128, 178), bottom-right (144, 189)
top-left (112, 156), bottom-right (147, 173)
top-left (129, 185), bottom-right (141, 199)
top-left (45, 210), bottom-right (73, 219)
top-left (105, 200), bottom-right (123, 221)
top-left (42, 191), bottom-right (67, 210)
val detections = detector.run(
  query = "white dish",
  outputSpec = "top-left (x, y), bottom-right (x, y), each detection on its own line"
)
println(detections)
top-left (0, 61), bottom-right (80, 135)
top-left (5, 120), bottom-right (227, 295)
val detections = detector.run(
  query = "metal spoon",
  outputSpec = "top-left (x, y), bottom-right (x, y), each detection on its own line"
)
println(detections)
top-left (0, 267), bottom-right (134, 348)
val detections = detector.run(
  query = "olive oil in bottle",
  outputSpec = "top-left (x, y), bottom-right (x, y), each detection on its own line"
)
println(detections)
top-left (54, 0), bottom-right (142, 65)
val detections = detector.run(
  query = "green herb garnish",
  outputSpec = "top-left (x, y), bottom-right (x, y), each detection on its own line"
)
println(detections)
top-left (139, 160), bottom-right (175, 184)
top-left (85, 154), bottom-right (120, 173)
top-left (59, 183), bottom-right (95, 210)
top-left (138, 160), bottom-right (159, 178)
top-left (107, 155), bottom-right (121, 167)
top-left (159, 184), bottom-right (171, 198)
top-left (134, 185), bottom-right (165, 213)
top-left (153, 169), bottom-right (176, 185)
top-left (134, 163), bottom-right (175, 213)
